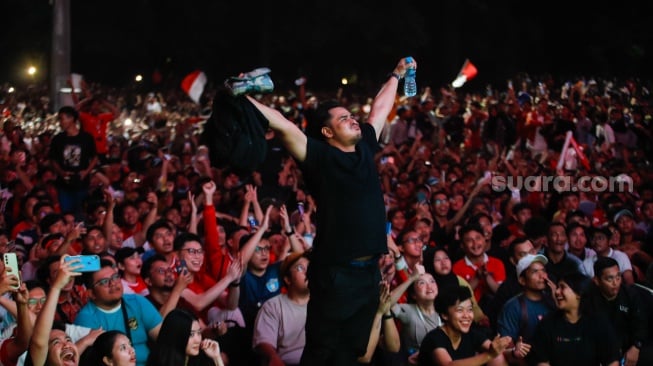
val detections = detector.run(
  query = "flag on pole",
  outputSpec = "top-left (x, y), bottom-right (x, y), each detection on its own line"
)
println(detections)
top-left (569, 135), bottom-right (591, 170)
top-left (181, 70), bottom-right (207, 103)
top-left (557, 131), bottom-right (574, 171)
top-left (557, 131), bottom-right (591, 171)
top-left (451, 59), bottom-right (478, 88)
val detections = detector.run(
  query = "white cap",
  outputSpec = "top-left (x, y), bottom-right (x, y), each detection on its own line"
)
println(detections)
top-left (516, 254), bottom-right (548, 277)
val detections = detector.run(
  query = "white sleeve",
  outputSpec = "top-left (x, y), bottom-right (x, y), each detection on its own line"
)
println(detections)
top-left (65, 323), bottom-right (92, 343)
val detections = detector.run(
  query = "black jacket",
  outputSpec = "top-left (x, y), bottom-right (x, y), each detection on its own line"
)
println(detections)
top-left (201, 90), bottom-right (269, 174)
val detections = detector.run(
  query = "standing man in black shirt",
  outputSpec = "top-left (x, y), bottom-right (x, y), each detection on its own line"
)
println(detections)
top-left (50, 106), bottom-right (98, 219)
top-left (247, 57), bottom-right (415, 366)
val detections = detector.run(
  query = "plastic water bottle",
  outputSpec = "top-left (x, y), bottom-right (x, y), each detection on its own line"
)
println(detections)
top-left (403, 56), bottom-right (417, 97)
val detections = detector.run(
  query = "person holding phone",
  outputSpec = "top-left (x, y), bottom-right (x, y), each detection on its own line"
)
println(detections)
top-left (245, 57), bottom-right (414, 365)
top-left (27, 255), bottom-right (84, 366)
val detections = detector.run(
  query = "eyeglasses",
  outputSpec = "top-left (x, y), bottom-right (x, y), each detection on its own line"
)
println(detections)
top-left (152, 267), bottom-right (175, 275)
top-left (403, 237), bottom-right (422, 245)
top-left (181, 248), bottom-right (204, 256)
top-left (189, 328), bottom-right (202, 337)
top-left (293, 264), bottom-right (307, 273)
top-left (255, 246), bottom-right (271, 253)
top-left (93, 273), bottom-right (121, 287)
top-left (434, 199), bottom-right (448, 205)
top-left (27, 297), bottom-right (47, 306)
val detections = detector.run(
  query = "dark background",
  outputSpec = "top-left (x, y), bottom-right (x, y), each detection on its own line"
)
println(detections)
top-left (2, 0), bottom-right (653, 93)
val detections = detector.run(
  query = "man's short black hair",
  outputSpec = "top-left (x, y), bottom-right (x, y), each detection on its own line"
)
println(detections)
top-left (593, 256), bottom-right (619, 278)
top-left (36, 255), bottom-right (62, 284)
top-left (524, 216), bottom-right (548, 239)
top-left (141, 254), bottom-right (168, 280)
top-left (459, 223), bottom-right (484, 240)
top-left (58, 105), bottom-right (79, 121)
top-left (508, 237), bottom-right (531, 258)
top-left (434, 285), bottom-right (472, 317)
top-left (305, 99), bottom-right (340, 141)
top-left (173, 232), bottom-right (203, 251)
top-left (146, 219), bottom-right (173, 244)
top-left (512, 202), bottom-right (532, 215)
top-left (566, 222), bottom-right (587, 237)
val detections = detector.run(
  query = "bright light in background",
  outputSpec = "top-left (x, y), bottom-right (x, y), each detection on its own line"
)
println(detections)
top-left (341, 77), bottom-right (348, 85)
top-left (27, 66), bottom-right (37, 76)
top-left (7, 87), bottom-right (15, 93)
top-left (135, 74), bottom-right (143, 82)
top-left (124, 118), bottom-right (133, 127)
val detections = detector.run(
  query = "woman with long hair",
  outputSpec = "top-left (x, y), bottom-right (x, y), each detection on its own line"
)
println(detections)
top-left (530, 271), bottom-right (620, 366)
top-left (423, 247), bottom-right (488, 325)
top-left (146, 309), bottom-right (224, 366)
top-left (82, 330), bottom-right (136, 366)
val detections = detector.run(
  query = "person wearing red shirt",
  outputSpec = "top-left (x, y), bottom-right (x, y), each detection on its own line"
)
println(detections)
top-left (453, 224), bottom-right (506, 305)
top-left (74, 91), bottom-right (118, 160)
top-left (174, 232), bottom-right (242, 323)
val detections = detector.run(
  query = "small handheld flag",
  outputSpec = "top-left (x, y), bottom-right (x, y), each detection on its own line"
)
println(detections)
top-left (451, 59), bottom-right (478, 88)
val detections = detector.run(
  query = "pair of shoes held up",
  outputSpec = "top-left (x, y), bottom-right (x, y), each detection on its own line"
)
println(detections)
top-left (225, 67), bottom-right (274, 96)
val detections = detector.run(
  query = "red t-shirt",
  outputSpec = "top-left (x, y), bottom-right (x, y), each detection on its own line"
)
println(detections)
top-left (79, 111), bottom-right (113, 154)
top-left (184, 272), bottom-right (220, 321)
top-left (452, 255), bottom-right (506, 302)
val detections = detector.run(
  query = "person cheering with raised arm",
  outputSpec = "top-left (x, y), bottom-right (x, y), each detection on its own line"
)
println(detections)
top-left (27, 255), bottom-right (84, 366)
top-left (246, 57), bottom-right (415, 366)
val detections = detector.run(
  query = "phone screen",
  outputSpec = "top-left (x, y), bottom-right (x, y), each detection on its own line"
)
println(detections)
top-left (176, 259), bottom-right (187, 274)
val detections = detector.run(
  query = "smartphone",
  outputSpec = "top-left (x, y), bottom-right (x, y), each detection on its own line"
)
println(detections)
top-left (3, 253), bottom-right (20, 289)
top-left (176, 259), bottom-right (187, 274)
top-left (64, 255), bottom-right (101, 272)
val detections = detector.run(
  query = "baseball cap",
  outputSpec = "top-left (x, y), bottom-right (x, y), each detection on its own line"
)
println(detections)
top-left (114, 247), bottom-right (143, 264)
top-left (516, 254), bottom-right (548, 277)
top-left (613, 208), bottom-right (634, 223)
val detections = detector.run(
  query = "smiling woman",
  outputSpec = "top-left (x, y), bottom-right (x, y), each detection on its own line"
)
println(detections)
top-left (146, 309), bottom-right (224, 366)
top-left (418, 285), bottom-right (510, 366)
top-left (529, 272), bottom-right (621, 366)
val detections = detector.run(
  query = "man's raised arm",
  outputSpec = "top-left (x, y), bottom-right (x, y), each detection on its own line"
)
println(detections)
top-left (246, 95), bottom-right (308, 162)
top-left (367, 57), bottom-right (417, 139)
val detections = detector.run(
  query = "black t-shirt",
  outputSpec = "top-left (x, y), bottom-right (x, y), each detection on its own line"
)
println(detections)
top-left (531, 312), bottom-right (620, 366)
top-left (418, 327), bottom-right (488, 365)
top-left (300, 123), bottom-right (386, 265)
top-left (50, 130), bottom-right (97, 189)
top-left (50, 130), bottom-right (97, 172)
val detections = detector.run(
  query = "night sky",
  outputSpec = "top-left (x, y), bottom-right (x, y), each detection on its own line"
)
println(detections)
top-left (2, 0), bottom-right (653, 93)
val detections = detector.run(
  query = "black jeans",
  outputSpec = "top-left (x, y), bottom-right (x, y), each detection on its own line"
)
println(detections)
top-left (300, 262), bottom-right (381, 366)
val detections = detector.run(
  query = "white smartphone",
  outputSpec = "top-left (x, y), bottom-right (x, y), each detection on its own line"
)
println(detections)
top-left (3, 253), bottom-right (20, 290)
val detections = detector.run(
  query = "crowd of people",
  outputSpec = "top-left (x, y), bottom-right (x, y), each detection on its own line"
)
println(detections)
top-left (0, 59), bottom-right (652, 366)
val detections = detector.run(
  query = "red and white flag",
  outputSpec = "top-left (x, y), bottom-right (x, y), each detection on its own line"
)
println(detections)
top-left (557, 131), bottom-right (591, 171)
top-left (451, 59), bottom-right (478, 88)
top-left (181, 70), bottom-right (207, 103)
